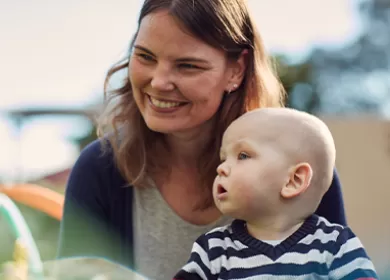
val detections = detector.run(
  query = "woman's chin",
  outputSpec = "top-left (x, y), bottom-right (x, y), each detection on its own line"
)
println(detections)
top-left (144, 120), bottom-right (182, 134)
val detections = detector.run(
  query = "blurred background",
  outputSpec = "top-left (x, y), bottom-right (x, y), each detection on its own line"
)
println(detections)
top-left (0, 0), bottom-right (389, 277)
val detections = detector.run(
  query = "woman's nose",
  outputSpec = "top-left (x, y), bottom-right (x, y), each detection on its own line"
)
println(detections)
top-left (150, 64), bottom-right (175, 92)
top-left (217, 162), bottom-right (230, 177)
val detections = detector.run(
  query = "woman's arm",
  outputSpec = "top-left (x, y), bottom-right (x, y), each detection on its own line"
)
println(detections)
top-left (315, 168), bottom-right (347, 226)
top-left (57, 140), bottom-right (119, 259)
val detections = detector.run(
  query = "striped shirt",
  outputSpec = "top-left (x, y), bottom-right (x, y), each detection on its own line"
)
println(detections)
top-left (174, 215), bottom-right (378, 280)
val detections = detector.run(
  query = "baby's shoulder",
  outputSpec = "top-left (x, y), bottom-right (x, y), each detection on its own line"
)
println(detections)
top-left (203, 223), bottom-right (233, 239)
top-left (196, 221), bottom-right (249, 252)
top-left (305, 215), bottom-right (357, 246)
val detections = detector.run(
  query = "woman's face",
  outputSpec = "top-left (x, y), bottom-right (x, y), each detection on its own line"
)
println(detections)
top-left (129, 10), bottom-right (242, 135)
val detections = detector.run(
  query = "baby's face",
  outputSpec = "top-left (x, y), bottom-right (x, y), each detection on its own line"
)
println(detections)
top-left (213, 117), bottom-right (291, 220)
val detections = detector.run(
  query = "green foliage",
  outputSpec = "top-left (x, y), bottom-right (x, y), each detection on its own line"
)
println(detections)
top-left (274, 55), bottom-right (320, 113)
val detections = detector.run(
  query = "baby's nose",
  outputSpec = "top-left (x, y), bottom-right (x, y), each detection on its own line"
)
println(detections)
top-left (217, 162), bottom-right (230, 176)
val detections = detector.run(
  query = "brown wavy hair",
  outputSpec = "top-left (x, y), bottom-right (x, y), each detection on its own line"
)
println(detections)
top-left (98, 0), bottom-right (285, 203)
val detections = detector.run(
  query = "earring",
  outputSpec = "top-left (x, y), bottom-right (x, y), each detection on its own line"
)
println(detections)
top-left (227, 84), bottom-right (238, 95)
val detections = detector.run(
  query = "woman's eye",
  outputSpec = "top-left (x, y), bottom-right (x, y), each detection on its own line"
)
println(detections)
top-left (238, 152), bottom-right (250, 160)
top-left (137, 53), bottom-right (154, 61)
top-left (179, 63), bottom-right (199, 69)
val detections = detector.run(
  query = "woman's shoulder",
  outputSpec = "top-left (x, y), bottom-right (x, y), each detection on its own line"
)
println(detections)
top-left (74, 138), bottom-right (114, 170)
top-left (68, 138), bottom-right (127, 190)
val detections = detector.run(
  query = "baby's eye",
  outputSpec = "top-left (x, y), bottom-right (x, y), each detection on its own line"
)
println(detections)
top-left (238, 152), bottom-right (250, 160)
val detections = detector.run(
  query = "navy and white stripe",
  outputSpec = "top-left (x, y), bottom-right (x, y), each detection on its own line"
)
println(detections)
top-left (174, 215), bottom-right (378, 280)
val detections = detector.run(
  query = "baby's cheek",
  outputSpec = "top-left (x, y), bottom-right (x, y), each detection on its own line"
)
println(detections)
top-left (238, 188), bottom-right (256, 206)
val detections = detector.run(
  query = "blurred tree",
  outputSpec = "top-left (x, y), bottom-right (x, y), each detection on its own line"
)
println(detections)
top-left (274, 55), bottom-right (321, 113)
top-left (286, 0), bottom-right (390, 115)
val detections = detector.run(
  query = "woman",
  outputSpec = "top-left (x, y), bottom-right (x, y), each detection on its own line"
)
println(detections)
top-left (57, 0), bottom-right (347, 279)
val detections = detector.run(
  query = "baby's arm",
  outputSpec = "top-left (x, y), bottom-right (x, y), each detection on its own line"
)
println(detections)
top-left (329, 227), bottom-right (378, 279)
top-left (173, 234), bottom-right (216, 280)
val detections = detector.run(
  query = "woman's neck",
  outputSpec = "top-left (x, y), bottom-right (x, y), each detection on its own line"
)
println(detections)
top-left (164, 120), bottom-right (215, 166)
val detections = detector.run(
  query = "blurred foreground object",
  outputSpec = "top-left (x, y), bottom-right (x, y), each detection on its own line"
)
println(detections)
top-left (2, 239), bottom-right (29, 280)
top-left (43, 257), bottom-right (148, 279)
top-left (0, 193), bottom-right (43, 278)
top-left (0, 185), bottom-right (147, 279)
top-left (1, 257), bottom-right (148, 280)
top-left (0, 184), bottom-right (64, 221)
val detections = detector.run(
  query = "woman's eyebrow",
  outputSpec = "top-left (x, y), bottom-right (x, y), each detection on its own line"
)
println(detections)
top-left (134, 44), bottom-right (209, 64)
top-left (134, 45), bottom-right (154, 55)
top-left (176, 57), bottom-right (209, 64)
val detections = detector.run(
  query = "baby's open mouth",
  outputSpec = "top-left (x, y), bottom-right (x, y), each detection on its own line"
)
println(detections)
top-left (217, 184), bottom-right (227, 194)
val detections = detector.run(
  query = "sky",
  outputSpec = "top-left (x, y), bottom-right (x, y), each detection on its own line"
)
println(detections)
top-left (0, 0), bottom-right (362, 182)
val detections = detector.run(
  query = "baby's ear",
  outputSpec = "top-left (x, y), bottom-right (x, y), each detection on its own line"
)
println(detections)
top-left (280, 163), bottom-right (312, 199)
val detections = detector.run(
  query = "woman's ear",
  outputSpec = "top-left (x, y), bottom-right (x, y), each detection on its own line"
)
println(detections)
top-left (226, 49), bottom-right (248, 91)
top-left (281, 162), bottom-right (313, 199)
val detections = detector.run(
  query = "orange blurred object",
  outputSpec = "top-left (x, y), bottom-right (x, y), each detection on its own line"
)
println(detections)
top-left (0, 184), bottom-right (64, 221)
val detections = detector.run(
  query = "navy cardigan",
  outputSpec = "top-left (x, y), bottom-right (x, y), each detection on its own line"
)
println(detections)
top-left (57, 140), bottom-right (347, 267)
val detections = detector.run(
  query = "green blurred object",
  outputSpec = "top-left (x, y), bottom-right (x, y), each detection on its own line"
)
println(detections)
top-left (0, 193), bottom-right (44, 279)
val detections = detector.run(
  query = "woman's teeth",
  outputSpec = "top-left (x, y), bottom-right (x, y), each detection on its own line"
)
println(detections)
top-left (150, 96), bottom-right (182, 108)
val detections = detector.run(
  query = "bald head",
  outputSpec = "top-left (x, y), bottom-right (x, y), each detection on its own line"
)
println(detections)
top-left (227, 108), bottom-right (336, 193)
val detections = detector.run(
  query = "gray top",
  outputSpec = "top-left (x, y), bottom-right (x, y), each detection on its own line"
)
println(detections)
top-left (133, 185), bottom-right (232, 280)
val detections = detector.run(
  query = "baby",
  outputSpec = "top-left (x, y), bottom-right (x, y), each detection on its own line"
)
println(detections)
top-left (174, 108), bottom-right (378, 279)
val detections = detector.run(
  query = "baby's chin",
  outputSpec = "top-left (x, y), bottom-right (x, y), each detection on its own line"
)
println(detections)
top-left (214, 201), bottom-right (242, 219)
